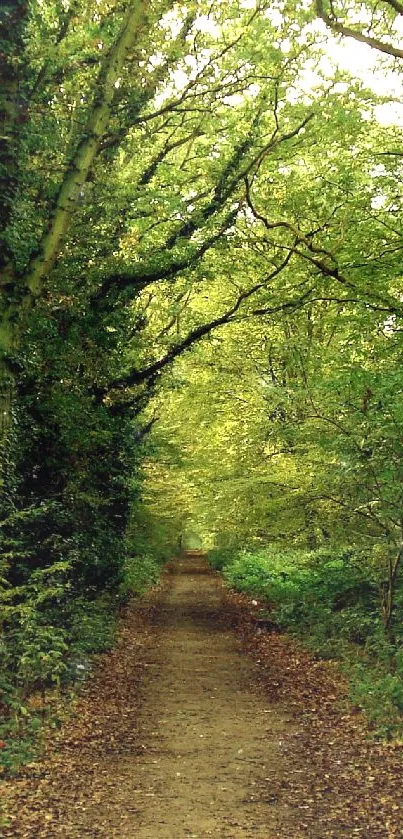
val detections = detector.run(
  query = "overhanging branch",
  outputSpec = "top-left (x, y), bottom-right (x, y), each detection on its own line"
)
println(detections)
top-left (315, 0), bottom-right (403, 59)
top-left (104, 254), bottom-right (298, 393)
top-left (94, 111), bottom-right (315, 306)
top-left (93, 207), bottom-right (240, 305)
top-left (245, 180), bottom-right (403, 316)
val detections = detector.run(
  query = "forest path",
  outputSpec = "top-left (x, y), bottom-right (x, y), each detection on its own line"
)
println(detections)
top-left (4, 556), bottom-right (403, 837)
top-left (86, 555), bottom-right (290, 838)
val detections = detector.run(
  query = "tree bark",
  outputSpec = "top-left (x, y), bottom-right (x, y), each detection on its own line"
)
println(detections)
top-left (0, 1), bottom-right (147, 444)
top-left (381, 533), bottom-right (403, 646)
top-left (24, 1), bottom-right (147, 298)
top-left (0, 0), bottom-right (28, 270)
top-left (315, 0), bottom-right (403, 60)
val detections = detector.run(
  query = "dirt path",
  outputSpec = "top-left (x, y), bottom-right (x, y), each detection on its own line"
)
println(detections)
top-left (3, 556), bottom-right (403, 837)
top-left (89, 556), bottom-right (290, 838)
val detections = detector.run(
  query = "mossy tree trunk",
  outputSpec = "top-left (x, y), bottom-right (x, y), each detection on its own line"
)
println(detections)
top-left (0, 0), bottom-right (147, 445)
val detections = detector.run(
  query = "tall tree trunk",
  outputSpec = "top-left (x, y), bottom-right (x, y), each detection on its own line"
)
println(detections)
top-left (0, 0), bottom-right (28, 453)
top-left (0, 0), bottom-right (28, 271)
top-left (24, 1), bottom-right (147, 298)
top-left (0, 0), bottom-right (147, 445)
top-left (381, 534), bottom-right (403, 643)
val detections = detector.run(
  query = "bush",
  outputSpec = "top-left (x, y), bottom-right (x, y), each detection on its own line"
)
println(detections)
top-left (208, 547), bottom-right (236, 571)
top-left (217, 543), bottom-right (403, 735)
top-left (348, 663), bottom-right (403, 738)
top-left (119, 553), bottom-right (162, 598)
top-left (68, 595), bottom-right (117, 655)
top-left (221, 546), bottom-right (378, 640)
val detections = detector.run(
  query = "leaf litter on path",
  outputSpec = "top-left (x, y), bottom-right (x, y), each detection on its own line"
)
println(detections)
top-left (2, 559), bottom-right (403, 838)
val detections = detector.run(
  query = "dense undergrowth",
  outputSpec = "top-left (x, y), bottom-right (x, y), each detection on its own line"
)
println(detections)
top-left (0, 548), bottom-right (165, 775)
top-left (3, 0), bottom-right (403, 791)
top-left (0, 296), bottom-right (174, 775)
top-left (210, 546), bottom-right (403, 738)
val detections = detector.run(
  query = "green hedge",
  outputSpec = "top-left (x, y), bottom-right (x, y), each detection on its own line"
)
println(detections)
top-left (212, 544), bottom-right (403, 737)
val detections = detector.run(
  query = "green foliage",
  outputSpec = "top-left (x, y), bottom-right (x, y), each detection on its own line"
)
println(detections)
top-left (120, 554), bottom-right (162, 598)
top-left (3, 0), bottom-right (403, 765)
top-left (218, 544), bottom-right (403, 734)
top-left (348, 664), bottom-right (403, 740)
top-left (67, 595), bottom-right (118, 655)
top-left (1, 561), bottom-right (71, 692)
top-left (208, 548), bottom-right (235, 571)
top-left (0, 714), bottom-right (43, 775)
top-left (221, 545), bottom-right (378, 639)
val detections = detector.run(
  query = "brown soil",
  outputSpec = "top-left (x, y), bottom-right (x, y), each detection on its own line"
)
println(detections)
top-left (108, 556), bottom-right (290, 838)
top-left (3, 556), bottom-right (403, 838)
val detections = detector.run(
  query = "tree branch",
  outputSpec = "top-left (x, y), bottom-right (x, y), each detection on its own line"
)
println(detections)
top-left (94, 111), bottom-right (315, 306)
top-left (104, 255), bottom-right (298, 393)
top-left (315, 0), bottom-right (403, 59)
top-left (93, 206), bottom-right (240, 305)
top-left (24, 2), bottom-right (149, 300)
top-left (245, 181), bottom-right (403, 316)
